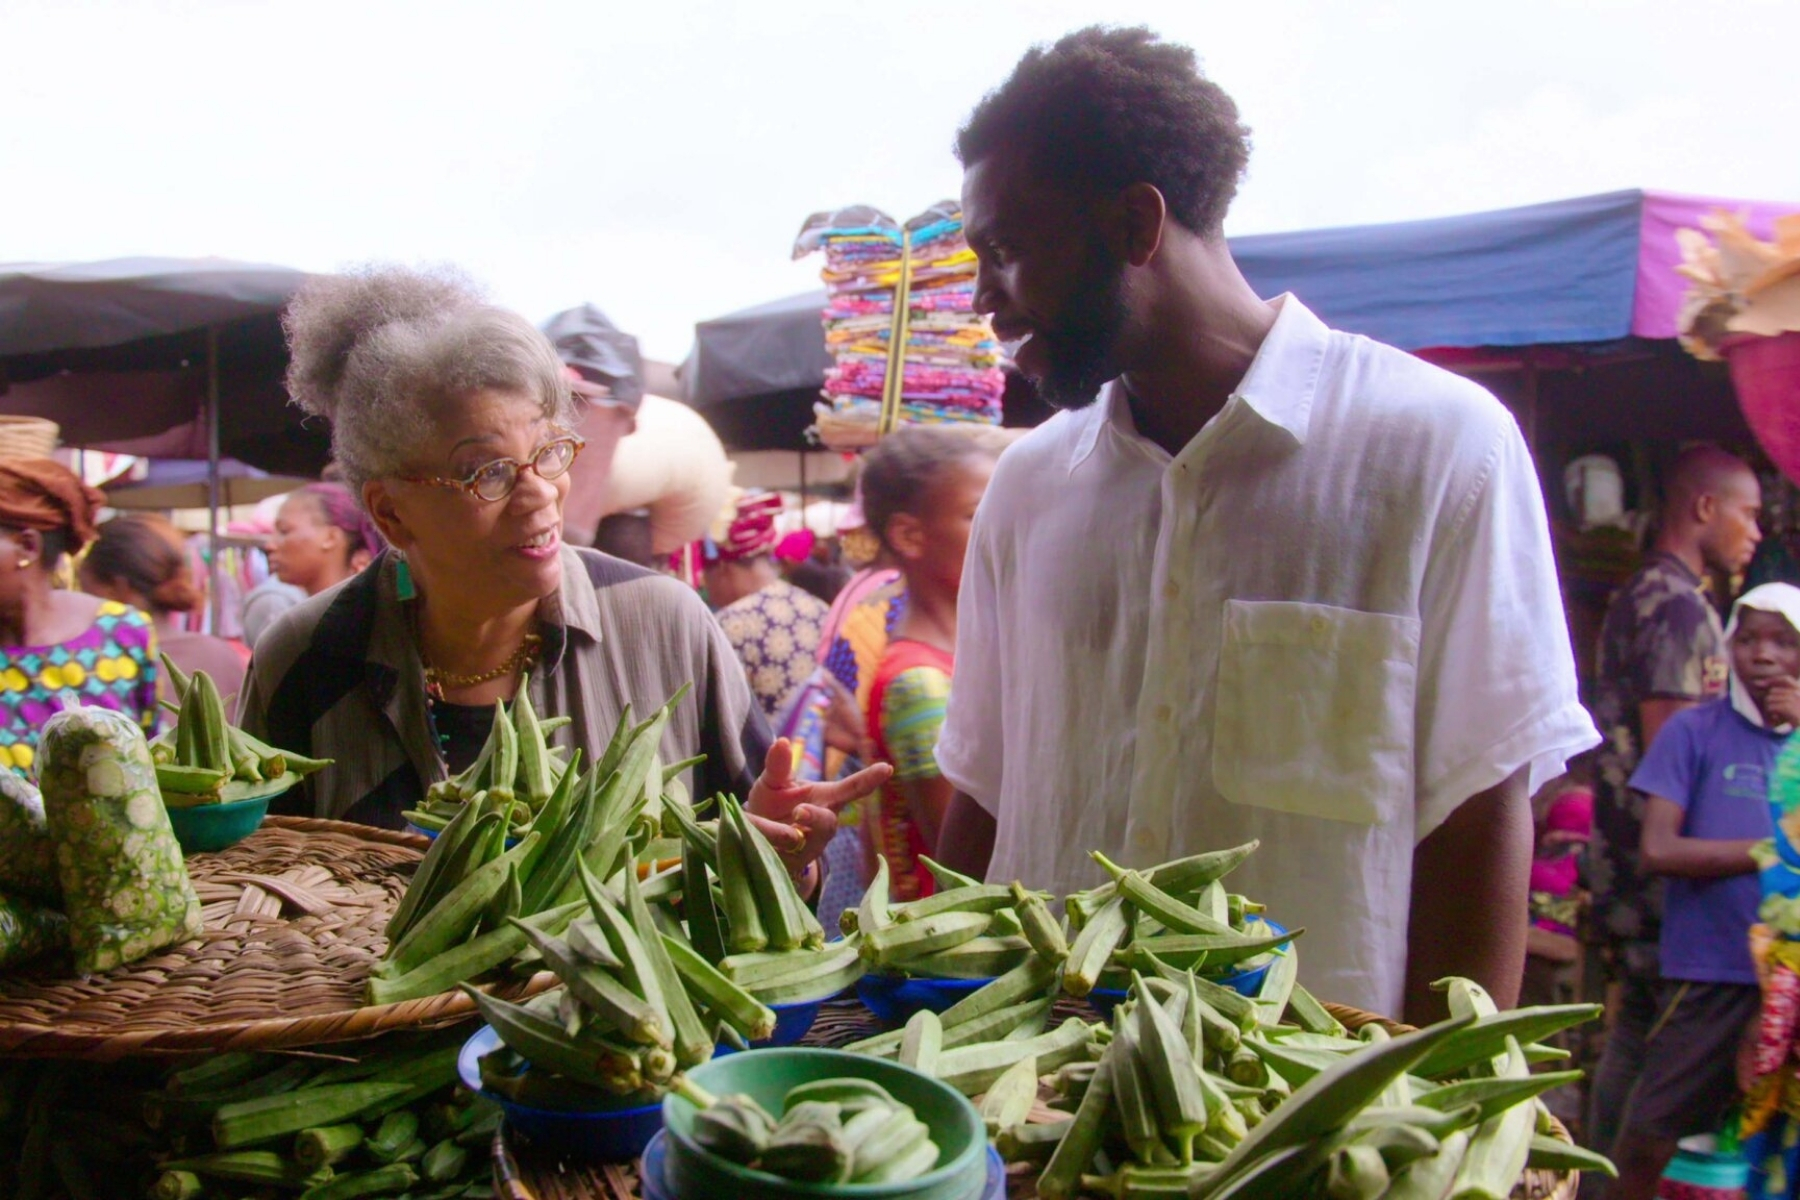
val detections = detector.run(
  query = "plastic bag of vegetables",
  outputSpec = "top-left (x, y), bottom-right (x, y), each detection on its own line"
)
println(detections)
top-left (40, 706), bottom-right (203, 974)
top-left (0, 769), bottom-right (59, 904)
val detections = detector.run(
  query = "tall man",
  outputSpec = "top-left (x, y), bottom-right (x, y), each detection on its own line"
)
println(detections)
top-left (933, 28), bottom-right (1598, 1022)
top-left (1585, 445), bottom-right (1760, 1169)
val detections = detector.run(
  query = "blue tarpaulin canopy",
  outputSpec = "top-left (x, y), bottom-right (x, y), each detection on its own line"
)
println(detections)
top-left (1231, 190), bottom-right (1643, 351)
top-left (684, 189), bottom-right (1800, 418)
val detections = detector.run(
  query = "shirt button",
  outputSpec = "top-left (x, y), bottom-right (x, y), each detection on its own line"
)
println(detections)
top-left (1154, 703), bottom-right (1173, 724)
top-left (1311, 616), bottom-right (1329, 634)
top-left (1132, 828), bottom-right (1157, 852)
top-left (1163, 580), bottom-right (1180, 601)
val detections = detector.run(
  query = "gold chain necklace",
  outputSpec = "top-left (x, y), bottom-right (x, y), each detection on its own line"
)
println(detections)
top-left (421, 633), bottom-right (542, 701)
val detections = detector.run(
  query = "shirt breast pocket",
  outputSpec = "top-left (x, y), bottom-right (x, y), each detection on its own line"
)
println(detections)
top-left (1213, 600), bottom-right (1420, 826)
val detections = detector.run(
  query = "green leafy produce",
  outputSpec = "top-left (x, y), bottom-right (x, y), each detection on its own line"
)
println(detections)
top-left (0, 769), bottom-right (59, 903)
top-left (674, 1075), bottom-right (942, 1185)
top-left (155, 663), bottom-right (328, 808)
top-left (40, 706), bottom-right (201, 974)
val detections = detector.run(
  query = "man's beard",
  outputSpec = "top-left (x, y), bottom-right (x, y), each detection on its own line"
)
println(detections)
top-left (1033, 249), bottom-right (1130, 411)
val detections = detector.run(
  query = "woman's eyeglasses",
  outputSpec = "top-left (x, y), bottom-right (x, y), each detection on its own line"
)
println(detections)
top-left (399, 434), bottom-right (586, 503)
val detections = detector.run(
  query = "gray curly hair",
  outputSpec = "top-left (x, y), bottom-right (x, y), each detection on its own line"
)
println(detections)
top-left (283, 265), bottom-right (577, 495)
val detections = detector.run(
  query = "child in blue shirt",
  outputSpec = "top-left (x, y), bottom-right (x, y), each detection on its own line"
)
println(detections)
top-left (1605, 583), bottom-right (1800, 1200)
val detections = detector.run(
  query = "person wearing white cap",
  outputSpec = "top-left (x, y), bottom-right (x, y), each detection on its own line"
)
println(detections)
top-left (1602, 583), bottom-right (1800, 1199)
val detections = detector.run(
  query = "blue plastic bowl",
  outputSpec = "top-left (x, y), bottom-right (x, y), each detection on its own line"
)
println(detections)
top-left (855, 973), bottom-right (992, 1024)
top-left (715, 998), bottom-right (824, 1055)
top-left (459, 1025), bottom-right (662, 1162)
top-left (1088, 918), bottom-right (1292, 1021)
top-left (408, 822), bottom-right (521, 849)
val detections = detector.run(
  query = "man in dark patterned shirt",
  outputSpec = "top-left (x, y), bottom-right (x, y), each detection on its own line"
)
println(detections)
top-left (1586, 446), bottom-right (1761, 1167)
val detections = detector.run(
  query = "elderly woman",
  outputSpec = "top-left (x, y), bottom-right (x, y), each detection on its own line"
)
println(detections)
top-left (241, 266), bottom-right (884, 889)
top-left (0, 460), bottom-right (159, 773)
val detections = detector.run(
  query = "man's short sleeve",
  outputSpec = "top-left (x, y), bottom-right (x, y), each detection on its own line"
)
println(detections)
top-left (696, 597), bottom-right (772, 799)
top-left (1414, 413), bottom-right (1601, 838)
top-left (1627, 709), bottom-right (1702, 812)
top-left (936, 493), bottom-right (1005, 814)
top-left (1640, 591), bottom-right (1724, 702)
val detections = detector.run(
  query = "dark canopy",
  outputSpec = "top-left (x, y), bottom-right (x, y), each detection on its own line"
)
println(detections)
top-left (0, 258), bottom-right (325, 475)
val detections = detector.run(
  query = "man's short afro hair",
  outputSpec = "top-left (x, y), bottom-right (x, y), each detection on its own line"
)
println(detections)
top-left (956, 26), bottom-right (1251, 238)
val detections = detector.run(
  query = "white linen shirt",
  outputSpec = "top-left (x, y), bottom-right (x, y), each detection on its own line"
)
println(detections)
top-left (936, 295), bottom-right (1599, 1016)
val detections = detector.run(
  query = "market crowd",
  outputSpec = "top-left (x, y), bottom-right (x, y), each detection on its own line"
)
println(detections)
top-left (2, 23), bottom-right (1796, 1200)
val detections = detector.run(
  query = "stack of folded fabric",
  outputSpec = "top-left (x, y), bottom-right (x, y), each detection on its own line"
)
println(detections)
top-left (794, 202), bottom-right (1007, 450)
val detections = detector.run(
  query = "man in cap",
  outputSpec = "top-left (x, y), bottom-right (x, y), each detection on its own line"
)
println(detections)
top-left (541, 304), bottom-right (645, 549)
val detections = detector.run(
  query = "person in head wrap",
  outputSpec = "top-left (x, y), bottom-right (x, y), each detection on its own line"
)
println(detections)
top-left (541, 304), bottom-right (644, 549)
top-left (0, 459), bottom-right (160, 774)
top-left (1604, 583), bottom-right (1800, 1198)
top-left (704, 491), bottom-right (831, 723)
top-left (267, 481), bottom-right (385, 598)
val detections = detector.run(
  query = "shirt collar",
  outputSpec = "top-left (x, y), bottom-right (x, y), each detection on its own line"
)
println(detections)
top-left (1067, 293), bottom-right (1328, 472)
top-left (1233, 294), bottom-right (1326, 446)
top-left (541, 544), bottom-right (606, 656)
top-left (361, 544), bottom-right (606, 678)
top-left (1643, 550), bottom-right (1703, 589)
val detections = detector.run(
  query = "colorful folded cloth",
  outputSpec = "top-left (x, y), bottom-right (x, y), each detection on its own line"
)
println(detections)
top-left (793, 202), bottom-right (1007, 450)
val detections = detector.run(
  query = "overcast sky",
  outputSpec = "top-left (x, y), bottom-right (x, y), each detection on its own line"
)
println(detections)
top-left (5, 0), bottom-right (1797, 363)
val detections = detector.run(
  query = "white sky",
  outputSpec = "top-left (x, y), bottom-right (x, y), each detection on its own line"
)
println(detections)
top-left (5, 0), bottom-right (1798, 363)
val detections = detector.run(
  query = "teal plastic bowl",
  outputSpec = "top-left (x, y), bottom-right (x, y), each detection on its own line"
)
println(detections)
top-left (165, 794), bottom-right (272, 854)
top-left (663, 1047), bottom-right (988, 1200)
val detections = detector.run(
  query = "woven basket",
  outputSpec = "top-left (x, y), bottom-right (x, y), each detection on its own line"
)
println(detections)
top-left (0, 416), bottom-right (60, 461)
top-left (0, 816), bottom-right (555, 1060)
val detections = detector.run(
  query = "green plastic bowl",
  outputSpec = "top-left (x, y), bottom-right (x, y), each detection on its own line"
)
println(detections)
top-left (662, 1047), bottom-right (988, 1200)
top-left (165, 793), bottom-right (273, 854)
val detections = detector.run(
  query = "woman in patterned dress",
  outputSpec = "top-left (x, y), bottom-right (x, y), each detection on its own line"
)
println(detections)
top-left (0, 460), bottom-right (158, 775)
top-left (705, 492), bottom-right (832, 721)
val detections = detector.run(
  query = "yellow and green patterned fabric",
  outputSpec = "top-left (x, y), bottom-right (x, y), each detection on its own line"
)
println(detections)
top-left (0, 600), bottom-right (159, 775)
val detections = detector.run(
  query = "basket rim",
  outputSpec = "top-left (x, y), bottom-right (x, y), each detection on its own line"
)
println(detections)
top-left (0, 815), bottom-right (556, 1060)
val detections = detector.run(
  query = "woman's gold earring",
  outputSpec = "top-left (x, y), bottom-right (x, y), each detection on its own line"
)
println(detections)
top-left (15, 559), bottom-right (29, 570)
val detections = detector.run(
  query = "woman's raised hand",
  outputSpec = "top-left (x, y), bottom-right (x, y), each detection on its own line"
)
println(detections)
top-left (746, 736), bottom-right (890, 881)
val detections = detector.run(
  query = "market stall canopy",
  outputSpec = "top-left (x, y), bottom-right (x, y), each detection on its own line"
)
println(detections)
top-left (683, 190), bottom-right (1800, 435)
top-left (0, 257), bottom-right (326, 475)
top-left (102, 457), bottom-right (311, 511)
top-left (680, 290), bottom-right (834, 451)
top-left (685, 289), bottom-right (834, 409)
top-left (1231, 189), bottom-right (1800, 350)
